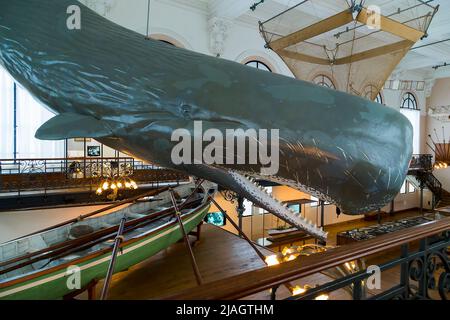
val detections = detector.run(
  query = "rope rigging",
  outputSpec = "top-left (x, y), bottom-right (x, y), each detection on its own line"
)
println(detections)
top-left (259, 0), bottom-right (437, 98)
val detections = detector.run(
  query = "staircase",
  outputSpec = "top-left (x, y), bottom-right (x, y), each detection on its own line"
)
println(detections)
top-left (408, 154), bottom-right (448, 208)
top-left (437, 189), bottom-right (450, 208)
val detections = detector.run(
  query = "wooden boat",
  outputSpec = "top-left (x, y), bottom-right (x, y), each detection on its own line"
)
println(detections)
top-left (0, 182), bottom-right (216, 300)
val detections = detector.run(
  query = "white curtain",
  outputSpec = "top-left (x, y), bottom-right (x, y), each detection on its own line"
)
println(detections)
top-left (0, 67), bottom-right (14, 159)
top-left (16, 84), bottom-right (64, 158)
top-left (0, 66), bottom-right (64, 159)
top-left (400, 108), bottom-right (421, 154)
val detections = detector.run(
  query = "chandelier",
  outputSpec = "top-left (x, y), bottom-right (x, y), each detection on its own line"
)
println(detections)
top-left (95, 176), bottom-right (138, 201)
top-left (96, 176), bottom-right (138, 195)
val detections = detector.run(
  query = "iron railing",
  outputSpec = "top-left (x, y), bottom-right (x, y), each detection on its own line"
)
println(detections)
top-left (0, 157), bottom-right (157, 176)
top-left (409, 154), bottom-right (433, 171)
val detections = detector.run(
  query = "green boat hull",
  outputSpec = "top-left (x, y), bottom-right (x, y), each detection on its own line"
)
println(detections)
top-left (0, 205), bottom-right (210, 300)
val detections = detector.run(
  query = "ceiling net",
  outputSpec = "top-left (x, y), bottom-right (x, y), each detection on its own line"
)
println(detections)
top-left (260, 0), bottom-right (438, 100)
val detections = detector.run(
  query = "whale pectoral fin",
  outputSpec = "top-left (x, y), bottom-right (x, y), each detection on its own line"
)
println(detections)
top-left (35, 113), bottom-right (113, 140)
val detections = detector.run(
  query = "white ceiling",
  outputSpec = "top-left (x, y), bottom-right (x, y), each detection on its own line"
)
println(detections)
top-left (176, 0), bottom-right (450, 79)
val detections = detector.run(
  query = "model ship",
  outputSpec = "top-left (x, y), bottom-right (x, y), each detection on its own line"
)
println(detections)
top-left (0, 182), bottom-right (217, 300)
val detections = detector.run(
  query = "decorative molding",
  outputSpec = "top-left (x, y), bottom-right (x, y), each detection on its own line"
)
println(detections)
top-left (220, 190), bottom-right (239, 204)
top-left (384, 79), bottom-right (425, 91)
top-left (428, 105), bottom-right (450, 122)
top-left (424, 78), bottom-right (436, 98)
top-left (208, 17), bottom-right (231, 57)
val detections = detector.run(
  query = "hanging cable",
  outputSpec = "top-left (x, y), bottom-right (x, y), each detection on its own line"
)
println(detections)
top-left (345, 18), bottom-right (358, 93)
top-left (412, 38), bottom-right (450, 50)
top-left (145, 0), bottom-right (151, 40)
top-left (433, 62), bottom-right (450, 70)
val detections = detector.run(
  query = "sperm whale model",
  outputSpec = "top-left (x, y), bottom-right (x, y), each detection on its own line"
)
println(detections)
top-left (0, 0), bottom-right (413, 241)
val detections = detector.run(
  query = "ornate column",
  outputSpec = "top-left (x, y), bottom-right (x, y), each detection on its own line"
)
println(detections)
top-left (424, 78), bottom-right (436, 98)
top-left (81, 0), bottom-right (118, 16)
top-left (208, 17), bottom-right (231, 57)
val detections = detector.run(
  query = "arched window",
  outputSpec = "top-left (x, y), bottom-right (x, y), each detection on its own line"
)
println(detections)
top-left (375, 93), bottom-right (383, 104)
top-left (312, 74), bottom-right (335, 89)
top-left (401, 92), bottom-right (419, 110)
top-left (400, 92), bottom-right (420, 153)
top-left (159, 40), bottom-right (176, 46)
top-left (363, 85), bottom-right (383, 104)
top-left (245, 60), bottom-right (272, 72)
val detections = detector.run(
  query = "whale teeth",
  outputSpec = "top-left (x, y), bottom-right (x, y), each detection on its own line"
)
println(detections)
top-left (233, 171), bottom-right (328, 241)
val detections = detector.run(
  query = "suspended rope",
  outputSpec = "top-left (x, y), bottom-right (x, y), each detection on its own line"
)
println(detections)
top-left (145, 0), bottom-right (151, 40)
top-left (345, 19), bottom-right (358, 94)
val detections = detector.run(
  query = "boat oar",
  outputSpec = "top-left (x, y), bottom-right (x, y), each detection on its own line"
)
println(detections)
top-left (169, 188), bottom-right (203, 285)
top-left (100, 215), bottom-right (127, 300)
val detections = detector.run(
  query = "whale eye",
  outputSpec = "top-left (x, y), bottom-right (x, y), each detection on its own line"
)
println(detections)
top-left (181, 104), bottom-right (192, 118)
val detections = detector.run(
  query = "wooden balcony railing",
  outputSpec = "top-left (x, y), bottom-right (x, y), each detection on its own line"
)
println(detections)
top-left (170, 218), bottom-right (450, 300)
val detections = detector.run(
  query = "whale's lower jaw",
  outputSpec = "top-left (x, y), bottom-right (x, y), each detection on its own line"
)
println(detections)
top-left (238, 172), bottom-right (391, 215)
top-left (224, 170), bottom-right (328, 241)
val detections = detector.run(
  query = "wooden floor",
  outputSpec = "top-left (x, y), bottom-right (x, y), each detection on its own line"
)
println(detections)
top-left (87, 225), bottom-right (272, 300)
top-left (79, 209), bottom-right (442, 300)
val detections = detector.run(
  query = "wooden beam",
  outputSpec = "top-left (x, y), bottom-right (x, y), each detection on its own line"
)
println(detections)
top-left (334, 40), bottom-right (413, 65)
top-left (357, 8), bottom-right (424, 43)
top-left (270, 10), bottom-right (353, 51)
top-left (278, 49), bottom-right (330, 65)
